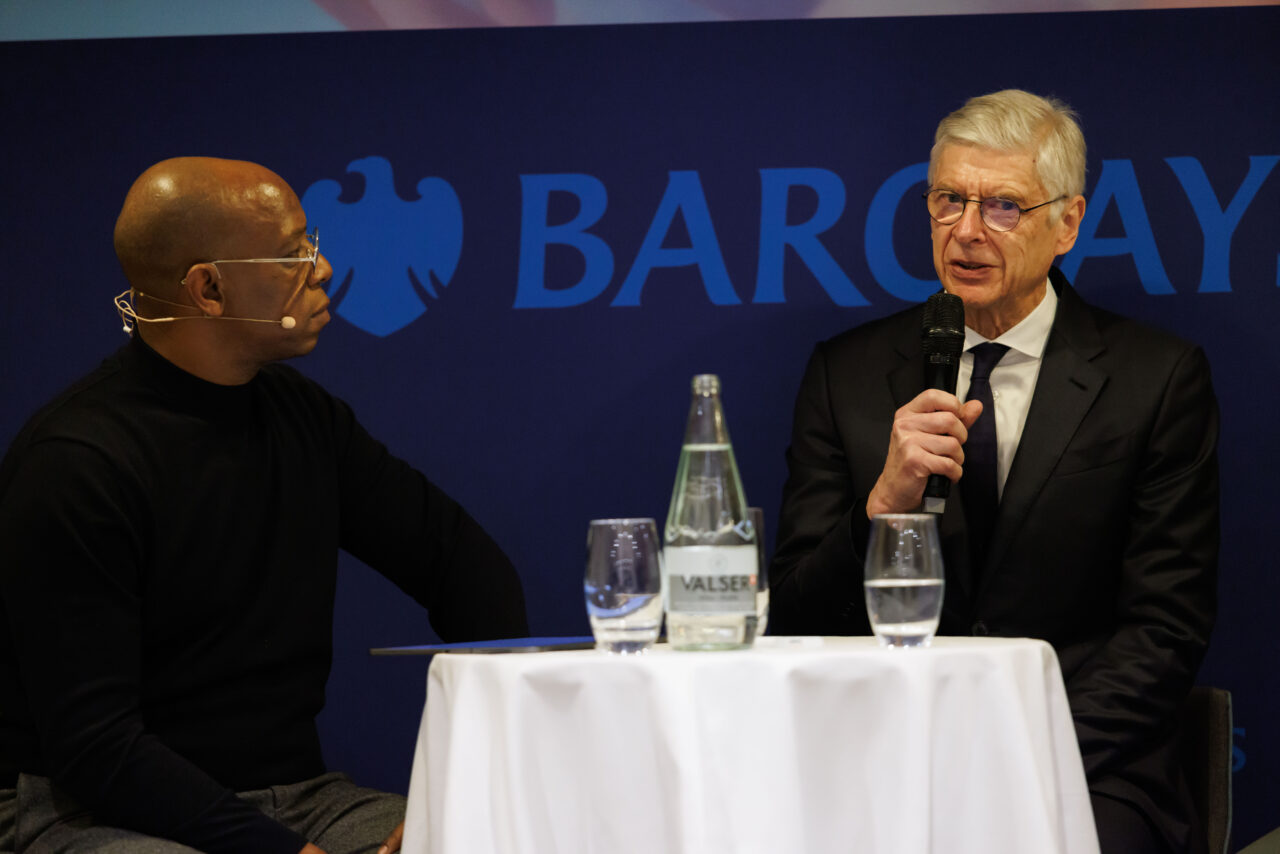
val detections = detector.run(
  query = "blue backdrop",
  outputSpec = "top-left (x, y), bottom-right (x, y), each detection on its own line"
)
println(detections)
top-left (2, 7), bottom-right (1277, 844)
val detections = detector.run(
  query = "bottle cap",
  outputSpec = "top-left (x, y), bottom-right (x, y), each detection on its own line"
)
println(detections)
top-left (692, 374), bottom-right (720, 395)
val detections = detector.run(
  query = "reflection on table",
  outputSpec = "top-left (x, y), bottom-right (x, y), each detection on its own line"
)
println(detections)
top-left (402, 636), bottom-right (1099, 854)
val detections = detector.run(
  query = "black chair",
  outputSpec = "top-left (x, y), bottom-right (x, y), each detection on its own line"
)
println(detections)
top-left (1177, 686), bottom-right (1233, 854)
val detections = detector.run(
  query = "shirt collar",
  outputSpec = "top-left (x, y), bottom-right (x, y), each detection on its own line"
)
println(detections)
top-left (963, 279), bottom-right (1057, 359)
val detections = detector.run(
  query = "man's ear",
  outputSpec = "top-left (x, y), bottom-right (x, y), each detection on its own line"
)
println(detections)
top-left (1054, 194), bottom-right (1087, 257)
top-left (182, 263), bottom-right (226, 318)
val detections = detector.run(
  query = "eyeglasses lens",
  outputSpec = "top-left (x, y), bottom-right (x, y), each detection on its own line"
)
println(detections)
top-left (927, 192), bottom-right (1020, 232)
top-left (927, 191), bottom-right (961, 224)
top-left (979, 199), bottom-right (1020, 231)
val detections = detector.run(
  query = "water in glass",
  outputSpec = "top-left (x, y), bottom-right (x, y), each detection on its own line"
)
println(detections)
top-left (864, 514), bottom-right (945, 648)
top-left (585, 518), bottom-right (664, 654)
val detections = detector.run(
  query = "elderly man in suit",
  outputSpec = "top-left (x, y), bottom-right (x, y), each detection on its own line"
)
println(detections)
top-left (769, 90), bottom-right (1218, 854)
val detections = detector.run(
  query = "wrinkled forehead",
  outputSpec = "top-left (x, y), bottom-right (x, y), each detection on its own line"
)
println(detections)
top-left (929, 143), bottom-right (1043, 195)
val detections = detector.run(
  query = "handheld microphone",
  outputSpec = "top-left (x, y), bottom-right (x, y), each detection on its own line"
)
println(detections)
top-left (920, 290), bottom-right (965, 514)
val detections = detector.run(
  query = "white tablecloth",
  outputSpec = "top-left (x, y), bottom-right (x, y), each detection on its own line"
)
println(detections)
top-left (402, 636), bottom-right (1098, 854)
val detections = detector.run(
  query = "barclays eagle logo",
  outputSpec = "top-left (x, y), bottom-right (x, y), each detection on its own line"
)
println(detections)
top-left (301, 157), bottom-right (462, 337)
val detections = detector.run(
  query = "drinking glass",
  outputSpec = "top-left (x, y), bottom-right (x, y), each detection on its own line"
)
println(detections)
top-left (585, 518), bottom-right (664, 654)
top-left (864, 514), bottom-right (945, 648)
top-left (749, 507), bottom-right (769, 637)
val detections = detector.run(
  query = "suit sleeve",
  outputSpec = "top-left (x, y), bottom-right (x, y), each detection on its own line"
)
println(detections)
top-left (769, 343), bottom-right (875, 636)
top-left (330, 398), bottom-right (529, 642)
top-left (1066, 344), bottom-right (1219, 779)
top-left (0, 440), bottom-right (308, 854)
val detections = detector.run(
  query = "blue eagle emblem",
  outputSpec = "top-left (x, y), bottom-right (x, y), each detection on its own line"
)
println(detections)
top-left (301, 156), bottom-right (463, 337)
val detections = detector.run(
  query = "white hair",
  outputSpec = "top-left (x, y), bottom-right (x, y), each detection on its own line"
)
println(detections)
top-left (929, 89), bottom-right (1086, 217)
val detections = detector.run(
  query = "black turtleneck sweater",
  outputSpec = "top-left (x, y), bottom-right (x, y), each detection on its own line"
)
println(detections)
top-left (0, 335), bottom-right (528, 852)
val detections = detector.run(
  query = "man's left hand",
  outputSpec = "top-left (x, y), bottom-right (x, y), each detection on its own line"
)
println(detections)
top-left (377, 821), bottom-right (404, 854)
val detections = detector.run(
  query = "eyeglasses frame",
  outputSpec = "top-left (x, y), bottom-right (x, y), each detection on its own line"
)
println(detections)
top-left (205, 227), bottom-right (320, 275)
top-left (923, 191), bottom-right (1068, 232)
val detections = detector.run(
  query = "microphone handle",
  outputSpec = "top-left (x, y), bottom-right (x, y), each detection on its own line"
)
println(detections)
top-left (921, 355), bottom-right (961, 514)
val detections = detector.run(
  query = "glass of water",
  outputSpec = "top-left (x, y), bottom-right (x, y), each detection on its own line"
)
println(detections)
top-left (864, 514), bottom-right (945, 648)
top-left (585, 518), bottom-right (664, 654)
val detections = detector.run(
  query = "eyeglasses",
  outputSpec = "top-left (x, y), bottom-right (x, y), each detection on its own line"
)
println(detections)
top-left (924, 191), bottom-right (1066, 232)
top-left (209, 228), bottom-right (319, 274)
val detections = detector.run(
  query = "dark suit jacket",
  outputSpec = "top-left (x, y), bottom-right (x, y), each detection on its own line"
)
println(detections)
top-left (770, 269), bottom-right (1219, 853)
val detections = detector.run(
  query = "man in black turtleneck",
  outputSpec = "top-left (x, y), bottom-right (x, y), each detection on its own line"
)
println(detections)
top-left (0, 157), bottom-right (529, 854)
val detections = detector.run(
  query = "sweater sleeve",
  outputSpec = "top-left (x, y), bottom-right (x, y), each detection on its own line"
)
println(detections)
top-left (0, 439), bottom-right (308, 854)
top-left (328, 397), bottom-right (530, 641)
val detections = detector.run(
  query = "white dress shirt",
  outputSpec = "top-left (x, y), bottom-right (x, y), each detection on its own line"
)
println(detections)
top-left (956, 282), bottom-right (1057, 499)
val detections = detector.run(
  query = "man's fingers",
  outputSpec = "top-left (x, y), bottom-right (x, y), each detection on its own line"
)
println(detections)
top-left (919, 433), bottom-right (966, 466)
top-left (870, 388), bottom-right (977, 518)
top-left (905, 388), bottom-right (964, 415)
top-left (896, 435), bottom-right (965, 477)
top-left (894, 410), bottom-right (971, 446)
top-left (378, 821), bottom-right (405, 854)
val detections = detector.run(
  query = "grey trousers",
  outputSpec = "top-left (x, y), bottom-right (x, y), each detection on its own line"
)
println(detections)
top-left (0, 787), bottom-right (13, 853)
top-left (9, 771), bottom-right (404, 854)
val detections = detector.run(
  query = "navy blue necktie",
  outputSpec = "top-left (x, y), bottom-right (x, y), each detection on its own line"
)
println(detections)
top-left (962, 343), bottom-right (1010, 575)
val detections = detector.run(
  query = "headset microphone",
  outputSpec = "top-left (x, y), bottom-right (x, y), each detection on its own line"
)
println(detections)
top-left (115, 290), bottom-right (298, 332)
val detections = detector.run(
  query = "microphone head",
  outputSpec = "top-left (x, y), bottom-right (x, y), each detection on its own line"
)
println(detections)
top-left (281, 316), bottom-right (296, 330)
top-left (922, 291), bottom-right (964, 358)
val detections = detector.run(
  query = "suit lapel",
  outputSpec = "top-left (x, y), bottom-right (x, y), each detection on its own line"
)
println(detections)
top-left (980, 276), bottom-right (1108, 591)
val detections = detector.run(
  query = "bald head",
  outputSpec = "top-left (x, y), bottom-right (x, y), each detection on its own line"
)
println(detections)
top-left (113, 157), bottom-right (299, 297)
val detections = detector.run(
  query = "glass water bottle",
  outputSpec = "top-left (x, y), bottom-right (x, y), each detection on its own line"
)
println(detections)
top-left (663, 374), bottom-right (757, 650)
